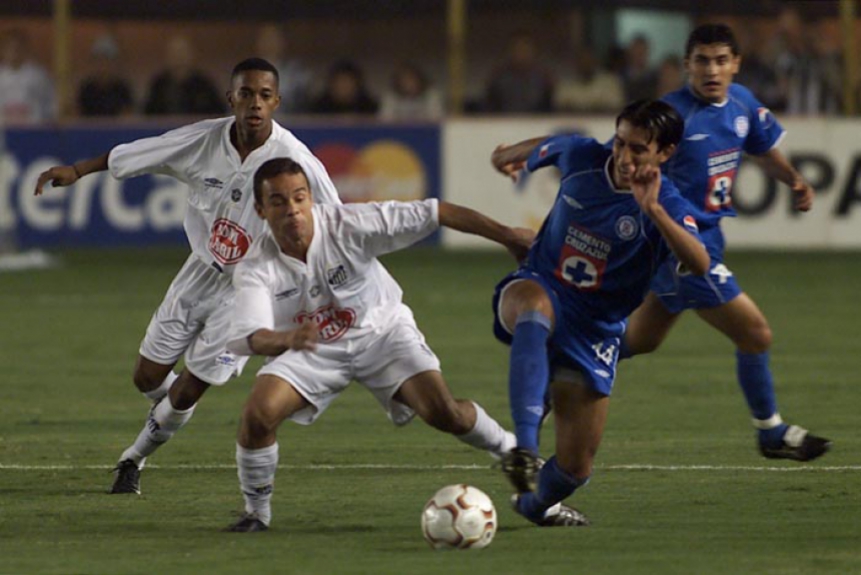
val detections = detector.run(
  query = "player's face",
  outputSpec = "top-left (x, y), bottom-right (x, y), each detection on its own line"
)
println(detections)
top-left (228, 70), bottom-right (281, 136)
top-left (256, 172), bottom-right (314, 250)
top-left (611, 120), bottom-right (674, 189)
top-left (685, 43), bottom-right (740, 103)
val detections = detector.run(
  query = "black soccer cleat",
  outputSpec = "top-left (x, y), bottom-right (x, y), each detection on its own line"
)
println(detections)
top-left (759, 425), bottom-right (832, 462)
top-left (225, 513), bottom-right (269, 533)
top-left (500, 448), bottom-right (544, 494)
top-left (511, 494), bottom-right (590, 527)
top-left (110, 459), bottom-right (141, 495)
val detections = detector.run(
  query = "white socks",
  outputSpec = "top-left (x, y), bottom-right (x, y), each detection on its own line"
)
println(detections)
top-left (119, 397), bottom-right (196, 467)
top-left (237, 443), bottom-right (279, 526)
top-left (753, 413), bottom-right (783, 430)
top-left (143, 371), bottom-right (178, 402)
top-left (455, 402), bottom-right (516, 457)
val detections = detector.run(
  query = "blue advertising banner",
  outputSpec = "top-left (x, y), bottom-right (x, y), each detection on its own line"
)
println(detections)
top-left (0, 122), bottom-right (440, 248)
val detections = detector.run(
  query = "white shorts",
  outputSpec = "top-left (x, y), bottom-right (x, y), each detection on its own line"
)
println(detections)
top-left (258, 308), bottom-right (441, 426)
top-left (139, 254), bottom-right (247, 385)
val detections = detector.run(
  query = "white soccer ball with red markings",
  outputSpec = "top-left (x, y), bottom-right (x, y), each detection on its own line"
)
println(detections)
top-left (421, 484), bottom-right (497, 550)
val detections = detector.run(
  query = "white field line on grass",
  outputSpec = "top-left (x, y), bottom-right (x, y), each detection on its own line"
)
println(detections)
top-left (1, 463), bottom-right (860, 472)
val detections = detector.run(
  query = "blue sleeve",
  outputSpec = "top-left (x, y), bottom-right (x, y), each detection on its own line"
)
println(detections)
top-left (734, 84), bottom-right (785, 156)
top-left (526, 135), bottom-right (576, 173)
top-left (659, 181), bottom-right (704, 245)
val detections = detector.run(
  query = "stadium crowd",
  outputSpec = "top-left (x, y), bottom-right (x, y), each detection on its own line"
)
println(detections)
top-left (0, 5), bottom-right (855, 123)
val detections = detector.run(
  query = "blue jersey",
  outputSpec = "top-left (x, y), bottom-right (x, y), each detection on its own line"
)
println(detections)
top-left (662, 83), bottom-right (784, 228)
top-left (523, 134), bottom-right (701, 333)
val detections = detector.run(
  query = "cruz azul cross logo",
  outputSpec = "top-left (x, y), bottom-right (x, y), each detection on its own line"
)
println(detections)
top-left (555, 224), bottom-right (610, 291)
top-left (294, 304), bottom-right (357, 342)
top-left (208, 218), bottom-right (252, 265)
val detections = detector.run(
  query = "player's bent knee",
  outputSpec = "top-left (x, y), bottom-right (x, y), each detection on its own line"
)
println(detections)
top-left (241, 400), bottom-right (281, 439)
top-left (738, 323), bottom-right (772, 354)
top-left (133, 362), bottom-right (170, 393)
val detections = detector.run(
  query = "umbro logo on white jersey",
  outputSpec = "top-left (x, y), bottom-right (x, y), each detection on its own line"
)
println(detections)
top-left (562, 195), bottom-right (584, 209)
top-left (685, 134), bottom-right (710, 141)
top-left (275, 287), bottom-right (299, 300)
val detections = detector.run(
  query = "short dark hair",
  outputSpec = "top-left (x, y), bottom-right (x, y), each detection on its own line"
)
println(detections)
top-left (615, 99), bottom-right (684, 151)
top-left (253, 157), bottom-right (308, 204)
top-left (685, 23), bottom-right (739, 58)
top-left (232, 57), bottom-right (280, 86)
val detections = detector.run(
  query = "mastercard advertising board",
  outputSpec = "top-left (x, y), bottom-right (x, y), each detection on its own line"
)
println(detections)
top-left (2, 123), bottom-right (440, 248)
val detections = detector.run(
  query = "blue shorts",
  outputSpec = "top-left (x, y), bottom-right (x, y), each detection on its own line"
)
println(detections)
top-left (492, 269), bottom-right (622, 396)
top-left (649, 226), bottom-right (742, 314)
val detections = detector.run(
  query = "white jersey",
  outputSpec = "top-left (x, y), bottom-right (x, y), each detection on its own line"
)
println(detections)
top-left (108, 117), bottom-right (340, 275)
top-left (228, 199), bottom-right (439, 355)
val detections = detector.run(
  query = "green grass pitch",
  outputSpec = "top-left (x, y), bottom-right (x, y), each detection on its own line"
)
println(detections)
top-left (0, 248), bottom-right (859, 574)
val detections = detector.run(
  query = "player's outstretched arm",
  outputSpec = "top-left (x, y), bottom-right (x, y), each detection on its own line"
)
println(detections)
top-left (751, 149), bottom-right (813, 212)
top-left (491, 137), bottom-right (547, 182)
top-left (438, 201), bottom-right (534, 262)
top-left (631, 165), bottom-right (709, 276)
top-left (240, 323), bottom-right (319, 357)
top-left (34, 152), bottom-right (110, 196)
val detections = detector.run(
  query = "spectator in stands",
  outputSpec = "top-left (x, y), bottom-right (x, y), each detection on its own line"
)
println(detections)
top-left (735, 22), bottom-right (785, 111)
top-left (310, 60), bottom-right (378, 115)
top-left (379, 62), bottom-right (443, 121)
top-left (0, 28), bottom-right (56, 124)
top-left (144, 35), bottom-right (223, 116)
top-left (485, 32), bottom-right (554, 114)
top-left (773, 7), bottom-right (841, 115)
top-left (554, 46), bottom-right (623, 114)
top-left (656, 55), bottom-right (684, 97)
top-left (255, 24), bottom-right (312, 114)
top-left (78, 33), bottom-right (134, 117)
top-left (621, 35), bottom-right (658, 102)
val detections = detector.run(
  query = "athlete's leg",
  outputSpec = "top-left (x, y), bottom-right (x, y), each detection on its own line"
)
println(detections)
top-left (621, 292), bottom-right (682, 358)
top-left (231, 375), bottom-right (311, 530)
top-left (696, 293), bottom-right (776, 422)
top-left (394, 371), bottom-right (515, 456)
top-left (516, 374), bottom-right (608, 522)
top-left (498, 280), bottom-right (555, 454)
top-left (114, 369), bottom-right (211, 474)
top-left (696, 293), bottom-right (830, 460)
top-left (132, 355), bottom-right (178, 398)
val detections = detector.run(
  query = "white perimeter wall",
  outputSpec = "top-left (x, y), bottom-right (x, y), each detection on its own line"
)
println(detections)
top-left (442, 117), bottom-right (861, 249)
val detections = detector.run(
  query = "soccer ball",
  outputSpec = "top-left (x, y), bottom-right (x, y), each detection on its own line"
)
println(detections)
top-left (421, 484), bottom-right (497, 550)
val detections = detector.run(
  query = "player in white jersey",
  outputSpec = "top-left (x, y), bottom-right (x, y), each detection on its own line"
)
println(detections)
top-left (34, 58), bottom-right (341, 495)
top-left (223, 157), bottom-right (529, 532)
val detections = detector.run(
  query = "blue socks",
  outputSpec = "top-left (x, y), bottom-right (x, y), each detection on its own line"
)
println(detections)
top-left (517, 456), bottom-right (589, 521)
top-left (736, 351), bottom-right (788, 446)
top-left (508, 311), bottom-right (551, 454)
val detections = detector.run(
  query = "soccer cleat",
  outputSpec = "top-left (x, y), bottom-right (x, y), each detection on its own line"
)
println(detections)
top-left (759, 425), bottom-right (832, 462)
top-left (109, 459), bottom-right (141, 495)
top-left (500, 448), bottom-right (544, 494)
top-left (225, 513), bottom-right (269, 533)
top-left (511, 494), bottom-right (590, 527)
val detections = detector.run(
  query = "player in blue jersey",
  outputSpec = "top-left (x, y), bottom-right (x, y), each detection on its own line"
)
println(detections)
top-left (621, 24), bottom-right (830, 462)
top-left (489, 100), bottom-right (709, 526)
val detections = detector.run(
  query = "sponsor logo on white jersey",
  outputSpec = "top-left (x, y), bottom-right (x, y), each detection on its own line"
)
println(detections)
top-left (208, 218), bottom-right (252, 265)
top-left (295, 304), bottom-right (357, 342)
